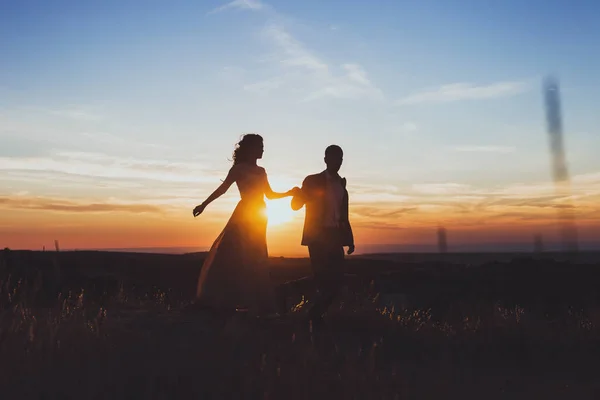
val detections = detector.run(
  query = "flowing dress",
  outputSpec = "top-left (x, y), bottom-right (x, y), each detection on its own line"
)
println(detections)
top-left (195, 166), bottom-right (276, 315)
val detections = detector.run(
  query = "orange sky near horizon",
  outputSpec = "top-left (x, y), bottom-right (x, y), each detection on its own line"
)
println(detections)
top-left (2, 176), bottom-right (600, 255)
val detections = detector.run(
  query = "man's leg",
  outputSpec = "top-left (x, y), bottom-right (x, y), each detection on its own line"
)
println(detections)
top-left (313, 247), bottom-right (344, 320)
top-left (307, 231), bottom-right (345, 320)
top-left (307, 243), bottom-right (326, 320)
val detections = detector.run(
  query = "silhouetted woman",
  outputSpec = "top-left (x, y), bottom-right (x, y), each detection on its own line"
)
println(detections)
top-left (192, 134), bottom-right (299, 317)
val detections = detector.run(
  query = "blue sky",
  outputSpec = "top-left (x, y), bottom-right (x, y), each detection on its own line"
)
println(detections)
top-left (1, 0), bottom-right (600, 252)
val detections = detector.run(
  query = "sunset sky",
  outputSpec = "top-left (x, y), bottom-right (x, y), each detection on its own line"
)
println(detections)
top-left (2, 0), bottom-right (600, 255)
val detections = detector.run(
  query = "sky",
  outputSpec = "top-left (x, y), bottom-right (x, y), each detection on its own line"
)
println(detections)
top-left (1, 0), bottom-right (600, 255)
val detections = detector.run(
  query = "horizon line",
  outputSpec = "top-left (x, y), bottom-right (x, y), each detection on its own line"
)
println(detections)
top-left (7, 241), bottom-right (600, 256)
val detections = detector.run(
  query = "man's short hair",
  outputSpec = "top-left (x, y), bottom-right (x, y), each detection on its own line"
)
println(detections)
top-left (325, 145), bottom-right (343, 157)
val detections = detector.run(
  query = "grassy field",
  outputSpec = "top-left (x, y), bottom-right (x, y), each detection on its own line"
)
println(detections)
top-left (2, 249), bottom-right (600, 399)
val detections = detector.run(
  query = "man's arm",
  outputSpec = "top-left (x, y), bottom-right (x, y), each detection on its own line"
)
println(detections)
top-left (346, 223), bottom-right (355, 254)
top-left (344, 183), bottom-right (355, 254)
top-left (291, 176), bottom-right (310, 211)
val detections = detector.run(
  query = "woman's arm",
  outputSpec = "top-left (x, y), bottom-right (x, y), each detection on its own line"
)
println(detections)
top-left (193, 167), bottom-right (237, 216)
top-left (264, 170), bottom-right (298, 200)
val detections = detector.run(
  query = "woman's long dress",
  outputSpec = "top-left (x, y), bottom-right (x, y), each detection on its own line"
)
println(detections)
top-left (195, 166), bottom-right (276, 315)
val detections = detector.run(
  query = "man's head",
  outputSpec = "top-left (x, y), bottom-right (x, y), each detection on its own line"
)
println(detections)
top-left (324, 145), bottom-right (343, 173)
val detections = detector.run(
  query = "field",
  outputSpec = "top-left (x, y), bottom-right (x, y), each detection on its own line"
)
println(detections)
top-left (2, 249), bottom-right (600, 399)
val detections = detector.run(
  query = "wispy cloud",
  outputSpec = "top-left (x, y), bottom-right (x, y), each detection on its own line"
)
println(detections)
top-left (352, 205), bottom-right (418, 218)
top-left (263, 24), bottom-right (328, 73)
top-left (243, 76), bottom-right (285, 94)
top-left (303, 63), bottom-right (383, 101)
top-left (0, 151), bottom-right (308, 211)
top-left (249, 24), bottom-right (382, 101)
top-left (451, 145), bottom-right (516, 153)
top-left (0, 107), bottom-right (168, 155)
top-left (80, 132), bottom-right (166, 150)
top-left (397, 81), bottom-right (528, 105)
top-left (411, 183), bottom-right (472, 195)
top-left (0, 152), bottom-right (222, 185)
top-left (572, 172), bottom-right (600, 185)
top-left (0, 196), bottom-right (162, 214)
top-left (47, 106), bottom-right (103, 121)
top-left (209, 2), bottom-right (382, 102)
top-left (399, 175), bottom-right (600, 224)
top-left (351, 183), bottom-right (412, 203)
top-left (208, 0), bottom-right (264, 14)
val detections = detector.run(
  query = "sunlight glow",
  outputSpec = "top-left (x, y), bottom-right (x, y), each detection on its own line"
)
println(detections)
top-left (266, 199), bottom-right (295, 226)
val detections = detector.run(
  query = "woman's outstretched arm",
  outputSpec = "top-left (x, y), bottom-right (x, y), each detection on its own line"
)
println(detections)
top-left (193, 167), bottom-right (237, 216)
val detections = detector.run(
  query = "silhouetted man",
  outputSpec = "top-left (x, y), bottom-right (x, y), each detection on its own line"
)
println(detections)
top-left (291, 145), bottom-right (355, 324)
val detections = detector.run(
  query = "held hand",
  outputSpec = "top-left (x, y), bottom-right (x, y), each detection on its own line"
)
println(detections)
top-left (193, 203), bottom-right (206, 217)
top-left (347, 245), bottom-right (355, 255)
top-left (289, 186), bottom-right (301, 197)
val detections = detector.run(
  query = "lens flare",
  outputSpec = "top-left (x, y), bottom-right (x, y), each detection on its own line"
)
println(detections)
top-left (266, 200), bottom-right (294, 226)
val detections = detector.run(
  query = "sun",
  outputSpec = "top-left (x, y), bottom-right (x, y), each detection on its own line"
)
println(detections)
top-left (266, 199), bottom-right (295, 226)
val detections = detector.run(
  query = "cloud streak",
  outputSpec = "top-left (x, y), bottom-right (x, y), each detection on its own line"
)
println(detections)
top-left (47, 106), bottom-right (103, 121)
top-left (451, 145), bottom-right (516, 153)
top-left (239, 21), bottom-right (383, 102)
top-left (343, 173), bottom-right (600, 232)
top-left (0, 151), bottom-right (222, 184)
top-left (303, 63), bottom-right (383, 101)
top-left (243, 76), bottom-right (285, 94)
top-left (263, 24), bottom-right (328, 73)
top-left (212, 1), bottom-right (528, 108)
top-left (0, 107), bottom-right (170, 158)
top-left (397, 81), bottom-right (528, 105)
top-left (0, 196), bottom-right (163, 214)
top-left (265, 25), bottom-right (382, 101)
top-left (208, 0), bottom-right (264, 14)
top-left (352, 206), bottom-right (418, 218)
top-left (411, 183), bottom-right (472, 195)
top-left (0, 151), bottom-right (309, 211)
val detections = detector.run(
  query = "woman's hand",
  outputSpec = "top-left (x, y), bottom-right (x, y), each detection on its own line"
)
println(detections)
top-left (193, 203), bottom-right (206, 217)
top-left (288, 187), bottom-right (301, 197)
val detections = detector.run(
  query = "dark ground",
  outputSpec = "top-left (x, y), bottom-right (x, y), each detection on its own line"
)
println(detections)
top-left (2, 249), bottom-right (600, 399)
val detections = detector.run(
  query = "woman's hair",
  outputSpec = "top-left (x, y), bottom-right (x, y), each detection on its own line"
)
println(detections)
top-left (232, 133), bottom-right (263, 165)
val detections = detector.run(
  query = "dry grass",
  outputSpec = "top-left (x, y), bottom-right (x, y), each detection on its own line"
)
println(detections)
top-left (2, 252), bottom-right (600, 399)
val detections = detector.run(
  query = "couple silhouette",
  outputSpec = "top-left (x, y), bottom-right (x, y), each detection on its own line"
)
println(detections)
top-left (192, 134), bottom-right (354, 323)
